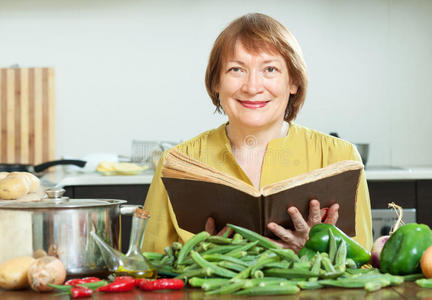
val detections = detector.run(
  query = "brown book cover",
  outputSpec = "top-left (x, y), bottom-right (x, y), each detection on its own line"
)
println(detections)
top-left (161, 149), bottom-right (363, 237)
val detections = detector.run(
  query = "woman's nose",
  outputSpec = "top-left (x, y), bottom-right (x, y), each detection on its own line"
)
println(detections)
top-left (241, 70), bottom-right (264, 94)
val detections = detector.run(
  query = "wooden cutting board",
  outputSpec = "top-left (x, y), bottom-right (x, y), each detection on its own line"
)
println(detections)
top-left (0, 67), bottom-right (55, 164)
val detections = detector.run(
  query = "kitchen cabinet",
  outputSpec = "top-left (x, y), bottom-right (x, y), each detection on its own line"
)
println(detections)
top-left (368, 180), bottom-right (432, 228)
top-left (64, 184), bottom-right (150, 253)
top-left (417, 180), bottom-right (432, 228)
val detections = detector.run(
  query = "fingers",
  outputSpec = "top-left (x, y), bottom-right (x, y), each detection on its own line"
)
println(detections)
top-left (267, 222), bottom-right (296, 242)
top-left (324, 203), bottom-right (339, 225)
top-left (205, 217), bottom-right (216, 235)
top-left (288, 207), bottom-right (309, 234)
top-left (307, 199), bottom-right (321, 226)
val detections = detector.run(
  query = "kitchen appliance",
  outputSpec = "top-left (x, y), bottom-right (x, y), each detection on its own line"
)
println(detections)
top-left (0, 188), bottom-right (139, 277)
top-left (0, 67), bottom-right (56, 165)
top-left (371, 208), bottom-right (416, 240)
top-left (354, 143), bottom-right (369, 167)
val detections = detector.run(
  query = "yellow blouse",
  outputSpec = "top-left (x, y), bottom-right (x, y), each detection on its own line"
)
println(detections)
top-left (142, 123), bottom-right (373, 252)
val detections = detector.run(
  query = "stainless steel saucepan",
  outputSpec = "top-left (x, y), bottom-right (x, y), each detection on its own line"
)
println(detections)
top-left (0, 188), bottom-right (139, 278)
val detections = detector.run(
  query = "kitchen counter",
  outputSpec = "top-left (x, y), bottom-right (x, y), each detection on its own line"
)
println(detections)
top-left (0, 282), bottom-right (430, 299)
top-left (41, 166), bottom-right (432, 187)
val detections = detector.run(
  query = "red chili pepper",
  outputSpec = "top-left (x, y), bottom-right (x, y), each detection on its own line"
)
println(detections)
top-left (71, 286), bottom-right (93, 298)
top-left (138, 279), bottom-right (184, 291)
top-left (65, 277), bottom-right (101, 286)
top-left (96, 279), bottom-right (135, 293)
top-left (135, 278), bottom-right (146, 287)
top-left (113, 276), bottom-right (135, 282)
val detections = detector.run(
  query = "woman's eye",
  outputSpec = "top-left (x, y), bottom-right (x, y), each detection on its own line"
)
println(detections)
top-left (265, 66), bottom-right (278, 73)
top-left (229, 67), bottom-right (241, 72)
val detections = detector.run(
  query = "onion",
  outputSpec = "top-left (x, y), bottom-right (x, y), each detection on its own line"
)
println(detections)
top-left (421, 245), bottom-right (432, 278)
top-left (27, 256), bottom-right (66, 292)
top-left (371, 235), bottom-right (389, 268)
top-left (370, 202), bottom-right (404, 268)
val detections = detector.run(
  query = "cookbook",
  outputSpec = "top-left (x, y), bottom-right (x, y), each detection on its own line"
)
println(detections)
top-left (161, 148), bottom-right (363, 237)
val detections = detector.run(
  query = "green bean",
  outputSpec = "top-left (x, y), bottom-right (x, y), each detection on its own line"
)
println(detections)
top-left (310, 253), bottom-right (321, 276)
top-left (222, 228), bottom-right (231, 238)
top-left (270, 248), bottom-right (300, 262)
top-left (345, 268), bottom-right (378, 275)
top-left (250, 255), bottom-right (281, 274)
top-left (334, 239), bottom-right (347, 272)
top-left (364, 281), bottom-right (382, 292)
top-left (321, 254), bottom-right (336, 273)
top-left (177, 231), bottom-right (210, 265)
top-left (202, 254), bottom-right (249, 267)
top-left (202, 245), bottom-right (240, 255)
top-left (218, 261), bottom-right (247, 272)
top-left (328, 228), bottom-right (337, 263)
top-left (320, 270), bottom-right (344, 279)
top-left (205, 280), bottom-right (245, 295)
top-left (226, 241), bottom-right (259, 256)
top-left (240, 255), bottom-right (259, 262)
top-left (190, 250), bottom-right (237, 278)
top-left (346, 258), bottom-right (357, 269)
top-left (292, 262), bottom-right (311, 270)
top-left (264, 260), bottom-right (291, 269)
top-left (142, 251), bottom-right (164, 261)
top-left (320, 274), bottom-right (391, 288)
top-left (384, 274), bottom-right (404, 286)
top-left (188, 277), bottom-right (227, 288)
top-left (227, 224), bottom-right (280, 249)
top-left (297, 280), bottom-right (323, 290)
top-left (252, 270), bottom-right (264, 279)
top-left (404, 273), bottom-right (425, 282)
top-left (208, 236), bottom-right (233, 245)
top-left (233, 233), bottom-right (244, 241)
top-left (174, 266), bottom-right (213, 280)
top-left (300, 254), bottom-right (310, 263)
top-left (233, 284), bottom-right (300, 296)
top-left (416, 278), bottom-right (432, 288)
top-left (196, 242), bottom-right (212, 252)
top-left (202, 279), bottom-right (230, 291)
top-left (77, 280), bottom-right (108, 290)
top-left (172, 241), bottom-right (182, 251)
top-left (264, 267), bottom-right (320, 279)
top-left (164, 246), bottom-right (175, 264)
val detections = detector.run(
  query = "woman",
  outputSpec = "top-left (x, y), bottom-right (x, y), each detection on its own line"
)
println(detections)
top-left (142, 13), bottom-right (372, 253)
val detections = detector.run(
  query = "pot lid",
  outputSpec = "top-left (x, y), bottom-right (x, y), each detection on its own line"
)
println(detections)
top-left (0, 188), bottom-right (127, 209)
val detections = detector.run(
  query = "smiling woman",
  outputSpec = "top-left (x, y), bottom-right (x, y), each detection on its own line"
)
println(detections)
top-left (142, 13), bottom-right (372, 254)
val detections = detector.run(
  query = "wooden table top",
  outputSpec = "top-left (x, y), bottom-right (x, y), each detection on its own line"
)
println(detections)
top-left (1, 282), bottom-right (432, 300)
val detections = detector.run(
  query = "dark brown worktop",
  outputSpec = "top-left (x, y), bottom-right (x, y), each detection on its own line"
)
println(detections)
top-left (1, 282), bottom-right (432, 300)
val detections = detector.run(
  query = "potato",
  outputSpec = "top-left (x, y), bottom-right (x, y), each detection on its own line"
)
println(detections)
top-left (0, 176), bottom-right (29, 200)
top-left (0, 256), bottom-right (35, 290)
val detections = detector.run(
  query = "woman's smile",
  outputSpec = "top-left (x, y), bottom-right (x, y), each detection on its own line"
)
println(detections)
top-left (237, 100), bottom-right (270, 109)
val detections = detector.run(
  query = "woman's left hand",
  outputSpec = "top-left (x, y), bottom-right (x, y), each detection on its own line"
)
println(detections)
top-left (267, 199), bottom-right (339, 253)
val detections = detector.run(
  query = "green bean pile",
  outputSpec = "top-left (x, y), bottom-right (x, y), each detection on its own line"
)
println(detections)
top-left (143, 224), bottom-right (412, 296)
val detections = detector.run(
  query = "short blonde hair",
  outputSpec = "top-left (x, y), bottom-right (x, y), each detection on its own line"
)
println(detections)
top-left (205, 13), bottom-right (308, 122)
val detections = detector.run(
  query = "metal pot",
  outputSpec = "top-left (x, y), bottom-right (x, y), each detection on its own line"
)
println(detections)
top-left (0, 188), bottom-right (138, 278)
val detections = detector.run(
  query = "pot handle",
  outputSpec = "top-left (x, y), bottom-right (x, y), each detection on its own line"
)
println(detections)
top-left (120, 205), bottom-right (142, 215)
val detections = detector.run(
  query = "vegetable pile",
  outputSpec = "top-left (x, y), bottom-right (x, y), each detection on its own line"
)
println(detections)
top-left (143, 223), bottom-right (409, 296)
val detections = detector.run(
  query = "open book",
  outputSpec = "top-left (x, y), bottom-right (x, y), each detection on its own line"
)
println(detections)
top-left (161, 148), bottom-right (363, 237)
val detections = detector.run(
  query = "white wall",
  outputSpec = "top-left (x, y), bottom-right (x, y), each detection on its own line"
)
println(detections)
top-left (1, 0), bottom-right (431, 166)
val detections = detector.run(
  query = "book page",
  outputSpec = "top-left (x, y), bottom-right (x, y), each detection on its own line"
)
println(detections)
top-left (261, 160), bottom-right (363, 197)
top-left (162, 149), bottom-right (261, 197)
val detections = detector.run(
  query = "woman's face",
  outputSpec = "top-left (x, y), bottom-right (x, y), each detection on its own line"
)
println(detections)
top-left (215, 41), bottom-right (298, 130)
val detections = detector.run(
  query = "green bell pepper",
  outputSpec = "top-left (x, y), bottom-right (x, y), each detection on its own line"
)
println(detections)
top-left (298, 224), bottom-right (370, 267)
top-left (380, 223), bottom-right (432, 275)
